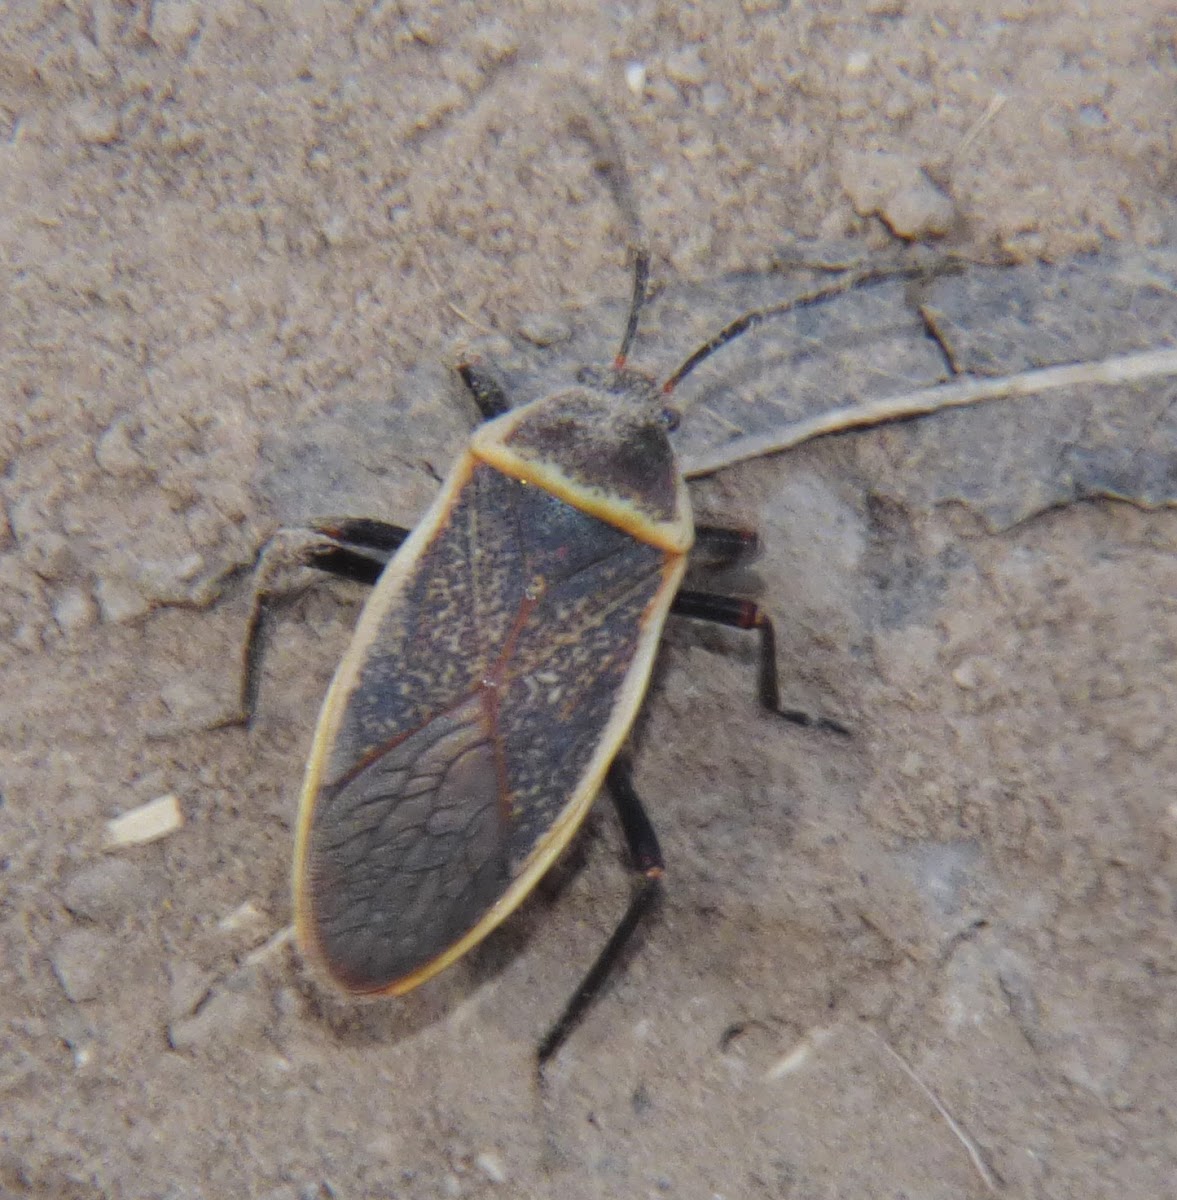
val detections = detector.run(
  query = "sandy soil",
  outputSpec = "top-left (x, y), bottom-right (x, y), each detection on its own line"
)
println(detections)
top-left (3, 3), bottom-right (1176, 1197)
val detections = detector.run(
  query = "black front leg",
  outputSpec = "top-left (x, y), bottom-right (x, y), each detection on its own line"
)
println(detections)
top-left (240, 517), bottom-right (411, 725)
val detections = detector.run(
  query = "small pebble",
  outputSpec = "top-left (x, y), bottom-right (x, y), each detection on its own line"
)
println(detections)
top-left (881, 175), bottom-right (955, 239)
top-left (157, 676), bottom-right (221, 726)
top-left (217, 899), bottom-right (267, 934)
top-left (516, 313), bottom-right (571, 347)
top-left (168, 960), bottom-right (215, 1019)
top-left (134, 552), bottom-right (206, 603)
top-left (55, 1007), bottom-right (98, 1069)
top-left (471, 19), bottom-right (518, 67)
top-left (625, 62), bottom-right (648, 96)
top-left (51, 928), bottom-right (113, 1002)
top-left (106, 793), bottom-right (183, 849)
top-left (149, 0), bottom-right (202, 54)
top-left (952, 659), bottom-right (980, 690)
top-left (167, 980), bottom-right (260, 1051)
top-left (1078, 103), bottom-right (1108, 128)
top-left (840, 149), bottom-right (955, 240)
top-left (475, 1152), bottom-right (506, 1185)
top-left (71, 99), bottom-right (121, 144)
top-left (53, 586), bottom-right (97, 635)
top-left (95, 418), bottom-right (145, 477)
top-left (62, 858), bottom-right (148, 922)
top-left (664, 46), bottom-right (708, 87)
top-left (95, 574), bottom-right (152, 624)
top-left (24, 532), bottom-right (72, 581)
top-left (320, 212), bottom-right (349, 247)
top-left (700, 82), bottom-right (728, 115)
top-left (74, 36), bottom-right (112, 83)
top-left (845, 50), bottom-right (872, 77)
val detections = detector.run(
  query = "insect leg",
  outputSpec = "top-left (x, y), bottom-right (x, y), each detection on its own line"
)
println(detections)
top-left (537, 755), bottom-right (664, 1069)
top-left (671, 589), bottom-right (851, 736)
top-left (605, 753), bottom-right (665, 875)
top-left (455, 101), bottom-right (652, 422)
top-left (692, 522), bottom-right (760, 570)
top-left (456, 362), bottom-right (512, 420)
top-left (660, 262), bottom-right (943, 396)
top-left (310, 516), bottom-right (412, 556)
top-left (300, 517), bottom-right (410, 584)
top-left (240, 518), bottom-right (410, 725)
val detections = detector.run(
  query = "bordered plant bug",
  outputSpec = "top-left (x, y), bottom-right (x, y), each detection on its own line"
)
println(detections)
top-left (244, 105), bottom-right (906, 1066)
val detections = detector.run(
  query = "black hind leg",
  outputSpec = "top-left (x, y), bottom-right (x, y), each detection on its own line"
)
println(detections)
top-left (537, 754), bottom-right (664, 1070)
top-left (671, 588), bottom-right (850, 736)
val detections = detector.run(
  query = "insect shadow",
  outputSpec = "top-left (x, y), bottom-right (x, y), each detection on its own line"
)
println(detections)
top-left (242, 104), bottom-right (919, 1069)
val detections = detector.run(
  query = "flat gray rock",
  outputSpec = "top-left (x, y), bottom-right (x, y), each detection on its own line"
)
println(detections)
top-left (256, 245), bottom-right (1177, 534)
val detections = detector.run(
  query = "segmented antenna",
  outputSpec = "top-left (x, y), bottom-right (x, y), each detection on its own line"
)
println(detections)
top-left (661, 264), bottom-right (931, 396)
top-left (563, 98), bottom-right (650, 367)
top-left (616, 246), bottom-right (650, 367)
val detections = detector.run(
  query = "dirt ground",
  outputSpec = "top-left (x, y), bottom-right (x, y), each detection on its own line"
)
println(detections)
top-left (3, 3), bottom-right (1177, 1198)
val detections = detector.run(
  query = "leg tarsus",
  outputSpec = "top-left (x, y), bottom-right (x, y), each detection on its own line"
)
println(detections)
top-left (537, 874), bottom-right (662, 1073)
top-left (239, 584), bottom-right (273, 728)
top-left (671, 588), bottom-right (851, 737)
top-left (239, 529), bottom-right (333, 728)
top-left (754, 610), bottom-right (850, 736)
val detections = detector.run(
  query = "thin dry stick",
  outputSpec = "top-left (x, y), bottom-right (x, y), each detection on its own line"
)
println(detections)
top-left (682, 346), bottom-right (1177, 478)
top-left (416, 248), bottom-right (495, 336)
top-left (956, 93), bottom-right (1008, 159)
top-left (243, 923), bottom-right (294, 968)
top-left (872, 1030), bottom-right (1002, 1194)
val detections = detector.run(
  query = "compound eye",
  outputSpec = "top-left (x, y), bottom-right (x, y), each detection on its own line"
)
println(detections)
top-left (658, 405), bottom-right (681, 432)
top-left (575, 365), bottom-right (600, 386)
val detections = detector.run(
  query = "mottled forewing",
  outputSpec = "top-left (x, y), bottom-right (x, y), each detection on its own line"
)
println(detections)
top-left (303, 463), bottom-right (667, 990)
top-left (495, 476), bottom-right (668, 854)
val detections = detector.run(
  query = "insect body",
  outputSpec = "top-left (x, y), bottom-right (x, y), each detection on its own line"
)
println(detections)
top-left (294, 372), bottom-right (691, 997)
top-left (246, 117), bottom-right (864, 1061)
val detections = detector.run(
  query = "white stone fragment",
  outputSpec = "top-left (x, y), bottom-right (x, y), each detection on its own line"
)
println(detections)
top-left (475, 1151), bottom-right (507, 1185)
top-left (105, 794), bottom-right (183, 848)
